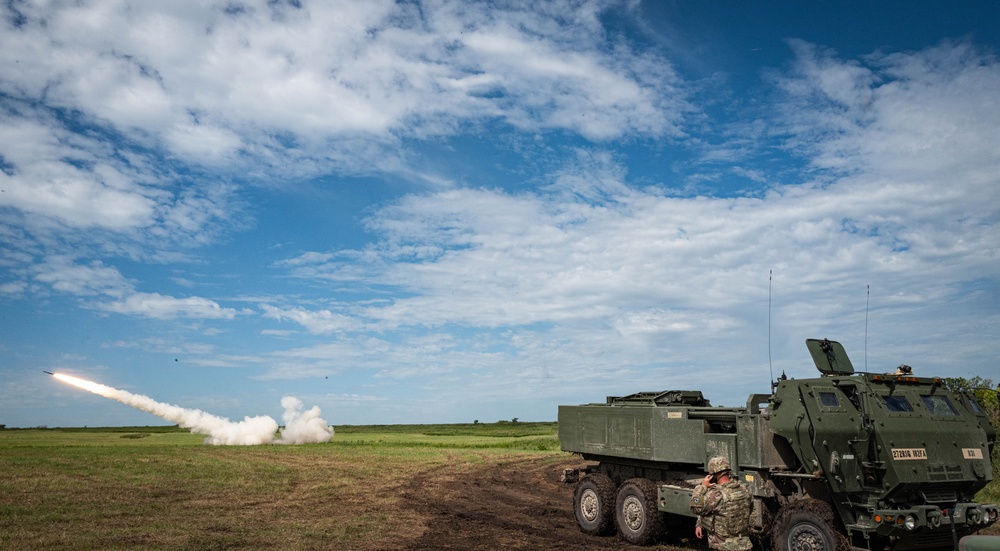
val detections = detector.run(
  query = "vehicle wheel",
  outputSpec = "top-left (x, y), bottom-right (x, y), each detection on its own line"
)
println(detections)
top-left (615, 478), bottom-right (665, 545)
top-left (771, 499), bottom-right (845, 551)
top-left (574, 474), bottom-right (616, 536)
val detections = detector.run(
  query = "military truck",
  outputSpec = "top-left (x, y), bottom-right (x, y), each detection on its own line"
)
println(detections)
top-left (558, 339), bottom-right (999, 550)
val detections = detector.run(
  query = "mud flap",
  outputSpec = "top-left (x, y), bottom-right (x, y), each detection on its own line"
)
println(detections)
top-left (657, 484), bottom-right (697, 517)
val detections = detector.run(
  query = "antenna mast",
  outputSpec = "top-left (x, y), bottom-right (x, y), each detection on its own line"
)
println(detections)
top-left (865, 284), bottom-right (870, 372)
top-left (768, 270), bottom-right (774, 387)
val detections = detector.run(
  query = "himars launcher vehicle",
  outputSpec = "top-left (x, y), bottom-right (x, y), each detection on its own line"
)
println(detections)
top-left (558, 339), bottom-right (999, 550)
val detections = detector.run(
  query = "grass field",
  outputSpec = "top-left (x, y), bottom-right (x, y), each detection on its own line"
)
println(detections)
top-left (1, 423), bottom-right (997, 550)
top-left (0, 423), bottom-right (562, 550)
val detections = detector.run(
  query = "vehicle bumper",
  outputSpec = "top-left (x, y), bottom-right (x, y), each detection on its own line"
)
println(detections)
top-left (866, 503), bottom-right (999, 537)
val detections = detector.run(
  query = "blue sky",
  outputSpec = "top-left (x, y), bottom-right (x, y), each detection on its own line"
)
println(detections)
top-left (2, 0), bottom-right (999, 428)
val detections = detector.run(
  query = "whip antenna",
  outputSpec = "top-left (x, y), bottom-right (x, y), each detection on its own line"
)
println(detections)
top-left (768, 270), bottom-right (774, 387)
top-left (865, 284), bottom-right (870, 372)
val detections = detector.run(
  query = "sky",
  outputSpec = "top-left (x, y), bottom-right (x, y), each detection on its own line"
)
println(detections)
top-left (2, 0), bottom-right (999, 429)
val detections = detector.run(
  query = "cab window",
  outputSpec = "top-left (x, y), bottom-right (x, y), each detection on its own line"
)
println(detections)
top-left (884, 395), bottom-right (913, 412)
top-left (921, 395), bottom-right (958, 416)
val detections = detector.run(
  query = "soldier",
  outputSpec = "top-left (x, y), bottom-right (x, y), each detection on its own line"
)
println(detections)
top-left (689, 456), bottom-right (753, 551)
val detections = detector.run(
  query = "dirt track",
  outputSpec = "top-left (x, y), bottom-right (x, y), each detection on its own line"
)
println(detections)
top-left (391, 454), bottom-right (1000, 551)
top-left (398, 455), bottom-right (694, 551)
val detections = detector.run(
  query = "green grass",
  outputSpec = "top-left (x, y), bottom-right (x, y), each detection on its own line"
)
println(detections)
top-left (326, 421), bottom-right (562, 453)
top-left (2, 422), bottom-right (997, 550)
top-left (0, 423), bottom-right (561, 550)
top-left (336, 421), bottom-right (558, 437)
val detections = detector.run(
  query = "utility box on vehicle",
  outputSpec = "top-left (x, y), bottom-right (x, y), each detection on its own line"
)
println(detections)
top-left (558, 339), bottom-right (999, 550)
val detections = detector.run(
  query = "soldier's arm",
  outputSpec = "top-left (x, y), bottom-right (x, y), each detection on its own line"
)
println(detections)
top-left (696, 487), bottom-right (724, 515)
top-left (689, 485), bottom-right (710, 516)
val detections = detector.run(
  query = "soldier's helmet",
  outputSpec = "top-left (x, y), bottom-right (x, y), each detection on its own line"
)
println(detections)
top-left (708, 456), bottom-right (731, 475)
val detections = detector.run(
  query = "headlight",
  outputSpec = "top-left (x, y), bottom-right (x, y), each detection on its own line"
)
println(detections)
top-left (904, 515), bottom-right (917, 531)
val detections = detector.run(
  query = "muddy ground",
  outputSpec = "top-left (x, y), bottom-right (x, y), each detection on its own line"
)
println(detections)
top-left (394, 454), bottom-right (1000, 551)
top-left (399, 455), bottom-right (701, 551)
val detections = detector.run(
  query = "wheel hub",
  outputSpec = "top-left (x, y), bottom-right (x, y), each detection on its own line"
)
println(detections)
top-left (622, 495), bottom-right (644, 531)
top-left (580, 489), bottom-right (599, 522)
top-left (788, 522), bottom-right (828, 551)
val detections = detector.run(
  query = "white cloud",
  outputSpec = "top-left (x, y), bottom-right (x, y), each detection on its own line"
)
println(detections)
top-left (34, 257), bottom-right (134, 298)
top-left (0, 280), bottom-right (27, 296)
top-left (163, 123), bottom-right (244, 166)
top-left (266, 40), bottom-right (1000, 399)
top-left (0, 102), bottom-right (243, 260)
top-left (272, 251), bottom-right (337, 268)
top-left (0, 0), bottom-right (687, 292)
top-left (0, 109), bottom-right (160, 230)
top-left (1, 0), bottom-right (682, 171)
top-left (100, 292), bottom-right (240, 320)
top-left (777, 39), bottom-right (1000, 189)
top-left (33, 257), bottom-right (240, 320)
top-left (260, 304), bottom-right (359, 334)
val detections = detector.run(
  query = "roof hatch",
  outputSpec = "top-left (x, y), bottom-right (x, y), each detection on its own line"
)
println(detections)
top-left (806, 338), bottom-right (855, 375)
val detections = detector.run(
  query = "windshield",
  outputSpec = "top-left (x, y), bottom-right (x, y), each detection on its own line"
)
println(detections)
top-left (884, 395), bottom-right (914, 412)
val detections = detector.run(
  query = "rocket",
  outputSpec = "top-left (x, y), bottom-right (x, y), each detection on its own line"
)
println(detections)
top-left (42, 370), bottom-right (54, 375)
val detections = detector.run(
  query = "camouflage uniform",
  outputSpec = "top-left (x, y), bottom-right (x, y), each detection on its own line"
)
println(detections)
top-left (690, 473), bottom-right (753, 550)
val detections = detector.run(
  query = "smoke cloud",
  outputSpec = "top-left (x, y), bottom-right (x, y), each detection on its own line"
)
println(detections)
top-left (52, 373), bottom-right (334, 445)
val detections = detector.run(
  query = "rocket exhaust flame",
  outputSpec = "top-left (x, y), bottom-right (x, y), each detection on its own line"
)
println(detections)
top-left (50, 373), bottom-right (333, 445)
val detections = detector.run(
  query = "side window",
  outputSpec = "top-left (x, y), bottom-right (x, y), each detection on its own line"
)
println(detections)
top-left (814, 387), bottom-right (847, 411)
top-left (819, 391), bottom-right (840, 408)
top-left (967, 398), bottom-right (982, 414)
top-left (921, 395), bottom-right (958, 416)
top-left (884, 395), bottom-right (914, 412)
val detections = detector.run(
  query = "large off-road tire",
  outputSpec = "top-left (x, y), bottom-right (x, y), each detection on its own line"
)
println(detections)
top-left (615, 478), bottom-right (666, 545)
top-left (771, 499), bottom-right (847, 551)
top-left (574, 474), bottom-right (617, 536)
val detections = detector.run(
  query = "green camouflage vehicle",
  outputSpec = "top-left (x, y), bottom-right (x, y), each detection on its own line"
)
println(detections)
top-left (558, 339), bottom-right (999, 550)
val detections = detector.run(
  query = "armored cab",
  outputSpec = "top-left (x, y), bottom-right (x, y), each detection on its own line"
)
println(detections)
top-left (558, 339), bottom-right (999, 550)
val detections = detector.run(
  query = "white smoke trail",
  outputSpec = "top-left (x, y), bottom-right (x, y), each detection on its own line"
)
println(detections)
top-left (52, 373), bottom-right (333, 445)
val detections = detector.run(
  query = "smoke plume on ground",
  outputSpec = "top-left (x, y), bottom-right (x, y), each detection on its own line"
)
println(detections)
top-left (52, 373), bottom-right (334, 445)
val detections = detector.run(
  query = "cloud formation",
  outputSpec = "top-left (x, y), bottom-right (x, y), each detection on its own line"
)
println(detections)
top-left (33, 256), bottom-right (240, 320)
top-left (259, 40), bottom-right (1000, 402)
top-left (1, 0), bottom-right (684, 282)
top-left (1, 1), bottom-right (997, 426)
